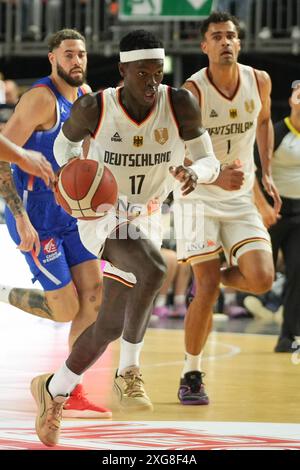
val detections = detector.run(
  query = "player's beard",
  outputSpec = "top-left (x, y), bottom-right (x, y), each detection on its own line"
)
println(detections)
top-left (57, 63), bottom-right (87, 87)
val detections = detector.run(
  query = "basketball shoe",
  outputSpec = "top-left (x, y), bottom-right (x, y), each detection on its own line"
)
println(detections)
top-left (244, 296), bottom-right (283, 324)
top-left (62, 384), bottom-right (112, 418)
top-left (178, 371), bottom-right (209, 405)
top-left (152, 305), bottom-right (172, 317)
top-left (170, 303), bottom-right (186, 318)
top-left (30, 373), bottom-right (68, 447)
top-left (114, 366), bottom-right (153, 411)
top-left (274, 336), bottom-right (300, 353)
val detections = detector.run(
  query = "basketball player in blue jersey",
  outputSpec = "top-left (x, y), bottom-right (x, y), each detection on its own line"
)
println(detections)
top-left (0, 137), bottom-right (55, 253)
top-left (28, 30), bottom-right (245, 447)
top-left (0, 133), bottom-right (54, 186)
top-left (0, 29), bottom-right (111, 419)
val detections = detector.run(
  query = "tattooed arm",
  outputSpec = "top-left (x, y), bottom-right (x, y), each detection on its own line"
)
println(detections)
top-left (0, 133), bottom-right (54, 184)
top-left (0, 161), bottom-right (40, 254)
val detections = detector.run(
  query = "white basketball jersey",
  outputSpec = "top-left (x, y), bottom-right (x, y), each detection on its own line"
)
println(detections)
top-left (187, 63), bottom-right (262, 201)
top-left (92, 85), bottom-right (184, 205)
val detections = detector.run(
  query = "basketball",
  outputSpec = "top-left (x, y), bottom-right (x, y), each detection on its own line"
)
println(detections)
top-left (55, 158), bottom-right (118, 220)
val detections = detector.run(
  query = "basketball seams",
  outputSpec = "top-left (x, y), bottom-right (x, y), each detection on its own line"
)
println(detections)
top-left (76, 162), bottom-right (104, 207)
top-left (56, 159), bottom-right (118, 219)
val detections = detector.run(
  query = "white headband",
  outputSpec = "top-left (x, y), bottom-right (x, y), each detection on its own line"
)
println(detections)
top-left (120, 48), bottom-right (165, 63)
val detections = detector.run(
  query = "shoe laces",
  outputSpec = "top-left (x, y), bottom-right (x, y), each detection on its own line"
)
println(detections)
top-left (72, 390), bottom-right (86, 401)
top-left (123, 371), bottom-right (145, 398)
top-left (186, 372), bottom-right (205, 393)
top-left (46, 402), bottom-right (64, 431)
top-left (66, 387), bottom-right (92, 407)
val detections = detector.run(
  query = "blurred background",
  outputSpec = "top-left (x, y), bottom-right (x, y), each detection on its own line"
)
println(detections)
top-left (0, 0), bottom-right (299, 118)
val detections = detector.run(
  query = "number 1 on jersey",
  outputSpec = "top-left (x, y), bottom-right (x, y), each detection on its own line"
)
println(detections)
top-left (129, 175), bottom-right (145, 195)
top-left (227, 139), bottom-right (231, 154)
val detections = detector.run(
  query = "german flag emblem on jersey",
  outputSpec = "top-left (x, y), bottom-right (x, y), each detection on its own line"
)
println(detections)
top-left (133, 136), bottom-right (143, 147)
top-left (154, 128), bottom-right (169, 145)
top-left (229, 108), bottom-right (238, 119)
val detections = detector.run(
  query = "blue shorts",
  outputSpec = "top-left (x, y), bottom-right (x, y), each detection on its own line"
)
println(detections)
top-left (5, 194), bottom-right (97, 291)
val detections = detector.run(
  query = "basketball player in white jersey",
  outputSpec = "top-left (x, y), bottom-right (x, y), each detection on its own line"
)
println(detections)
top-left (29, 29), bottom-right (245, 447)
top-left (174, 11), bottom-right (281, 405)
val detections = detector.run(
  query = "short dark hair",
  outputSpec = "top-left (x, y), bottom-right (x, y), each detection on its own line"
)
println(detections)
top-left (48, 29), bottom-right (85, 52)
top-left (119, 29), bottom-right (163, 52)
top-left (200, 11), bottom-right (241, 39)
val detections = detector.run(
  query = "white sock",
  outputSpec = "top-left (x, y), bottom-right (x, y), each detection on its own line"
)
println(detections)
top-left (118, 338), bottom-right (144, 375)
top-left (155, 294), bottom-right (167, 307)
top-left (48, 362), bottom-right (82, 397)
top-left (174, 295), bottom-right (185, 306)
top-left (181, 352), bottom-right (203, 377)
top-left (0, 285), bottom-right (12, 303)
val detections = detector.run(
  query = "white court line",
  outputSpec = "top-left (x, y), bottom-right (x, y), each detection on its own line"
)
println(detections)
top-left (0, 340), bottom-right (241, 377)
top-left (83, 339), bottom-right (241, 373)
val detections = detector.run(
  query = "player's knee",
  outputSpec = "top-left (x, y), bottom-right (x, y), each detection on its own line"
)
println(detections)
top-left (77, 282), bottom-right (102, 309)
top-left (143, 249), bottom-right (166, 289)
top-left (247, 269), bottom-right (274, 294)
top-left (52, 297), bottom-right (80, 322)
top-left (194, 271), bottom-right (220, 303)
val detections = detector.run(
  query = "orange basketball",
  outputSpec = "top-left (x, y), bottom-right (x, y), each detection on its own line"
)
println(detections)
top-left (55, 159), bottom-right (118, 220)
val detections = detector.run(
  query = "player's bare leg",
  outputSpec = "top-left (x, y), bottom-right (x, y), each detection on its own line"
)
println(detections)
top-left (221, 250), bottom-right (274, 294)
top-left (47, 233), bottom-right (165, 413)
top-left (178, 258), bottom-right (220, 406)
top-left (1, 259), bottom-right (111, 418)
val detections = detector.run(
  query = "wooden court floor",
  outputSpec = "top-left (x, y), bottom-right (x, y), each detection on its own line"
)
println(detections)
top-left (0, 306), bottom-right (299, 424)
top-left (0, 225), bottom-right (299, 450)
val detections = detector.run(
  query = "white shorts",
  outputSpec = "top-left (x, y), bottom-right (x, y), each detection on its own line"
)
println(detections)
top-left (78, 209), bottom-right (163, 258)
top-left (174, 194), bottom-right (272, 266)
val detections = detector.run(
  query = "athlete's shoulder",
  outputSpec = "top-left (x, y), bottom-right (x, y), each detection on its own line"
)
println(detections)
top-left (70, 91), bottom-right (100, 133)
top-left (17, 83), bottom-right (55, 111)
top-left (170, 87), bottom-right (200, 121)
top-left (170, 87), bottom-right (201, 125)
top-left (171, 86), bottom-right (196, 105)
top-left (251, 67), bottom-right (271, 88)
top-left (74, 91), bottom-right (98, 110)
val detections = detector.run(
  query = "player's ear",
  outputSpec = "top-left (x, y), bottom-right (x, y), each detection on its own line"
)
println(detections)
top-left (200, 40), bottom-right (207, 55)
top-left (48, 52), bottom-right (54, 66)
top-left (118, 62), bottom-right (125, 78)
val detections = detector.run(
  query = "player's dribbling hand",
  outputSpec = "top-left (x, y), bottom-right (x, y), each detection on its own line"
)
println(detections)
top-left (15, 212), bottom-right (41, 255)
top-left (212, 160), bottom-right (244, 190)
top-left (169, 165), bottom-right (198, 195)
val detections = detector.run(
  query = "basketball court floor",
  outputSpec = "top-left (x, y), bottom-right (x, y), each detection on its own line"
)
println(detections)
top-left (0, 225), bottom-right (299, 450)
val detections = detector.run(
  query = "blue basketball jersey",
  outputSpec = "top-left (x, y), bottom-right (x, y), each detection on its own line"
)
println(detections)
top-left (11, 76), bottom-right (85, 230)
top-left (5, 77), bottom-right (96, 291)
top-left (12, 76), bottom-right (85, 195)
